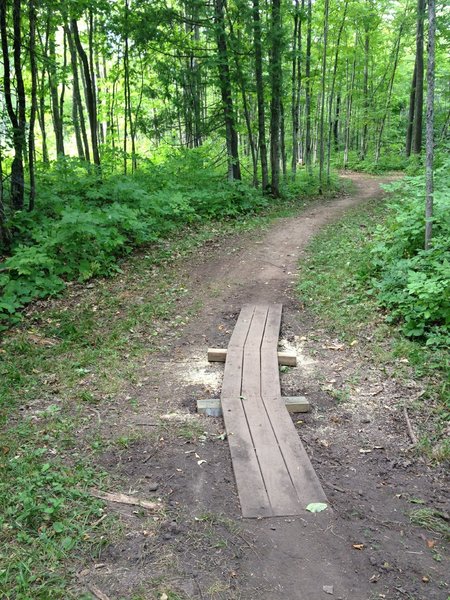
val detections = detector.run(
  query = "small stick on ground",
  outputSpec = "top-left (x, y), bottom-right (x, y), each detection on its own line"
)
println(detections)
top-left (404, 406), bottom-right (418, 445)
top-left (91, 490), bottom-right (161, 511)
top-left (87, 584), bottom-right (111, 600)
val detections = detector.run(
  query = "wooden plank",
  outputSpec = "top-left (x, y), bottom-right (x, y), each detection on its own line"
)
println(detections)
top-left (208, 347), bottom-right (297, 367)
top-left (261, 305), bottom-right (327, 508)
top-left (240, 305), bottom-right (301, 515)
top-left (197, 399), bottom-right (223, 417)
top-left (220, 305), bottom-right (272, 518)
top-left (277, 351), bottom-right (297, 367)
top-left (285, 396), bottom-right (310, 413)
top-left (197, 396), bottom-right (310, 417)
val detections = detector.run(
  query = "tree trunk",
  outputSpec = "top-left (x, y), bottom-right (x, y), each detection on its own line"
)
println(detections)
top-left (375, 21), bottom-right (404, 163)
top-left (0, 144), bottom-right (11, 249)
top-left (291, 0), bottom-right (303, 177)
top-left (360, 20), bottom-right (370, 161)
top-left (37, 16), bottom-right (51, 165)
top-left (326, 0), bottom-right (348, 183)
top-left (214, 0), bottom-right (241, 181)
top-left (280, 99), bottom-right (287, 178)
top-left (269, 0), bottom-right (282, 196)
top-left (0, 0), bottom-right (25, 211)
top-left (48, 27), bottom-right (65, 157)
top-left (72, 18), bottom-right (100, 167)
top-left (28, 0), bottom-right (38, 211)
top-left (318, 0), bottom-right (329, 191)
top-left (253, 0), bottom-right (269, 190)
top-left (412, 0), bottom-right (425, 154)
top-left (228, 18), bottom-right (258, 186)
top-left (425, 0), bottom-right (435, 249)
top-left (66, 23), bottom-right (90, 162)
top-left (305, 0), bottom-right (312, 173)
top-left (406, 61), bottom-right (417, 157)
top-left (344, 35), bottom-right (357, 168)
top-left (333, 93), bottom-right (340, 151)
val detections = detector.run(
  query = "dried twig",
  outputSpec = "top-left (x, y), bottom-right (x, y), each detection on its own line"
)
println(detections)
top-left (91, 489), bottom-right (161, 511)
top-left (87, 584), bottom-right (111, 600)
top-left (403, 406), bottom-right (418, 445)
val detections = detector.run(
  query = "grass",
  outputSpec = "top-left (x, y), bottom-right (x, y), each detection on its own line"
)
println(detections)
top-left (297, 198), bottom-right (449, 460)
top-left (1, 182), bottom-right (342, 598)
top-left (410, 508), bottom-right (450, 540)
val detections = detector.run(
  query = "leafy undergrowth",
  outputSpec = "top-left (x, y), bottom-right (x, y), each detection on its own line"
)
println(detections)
top-left (297, 197), bottom-right (449, 462)
top-left (334, 149), bottom-right (408, 174)
top-left (0, 427), bottom-right (109, 599)
top-left (0, 184), bottom-right (331, 599)
top-left (0, 150), bottom-right (339, 329)
top-left (370, 161), bottom-right (450, 347)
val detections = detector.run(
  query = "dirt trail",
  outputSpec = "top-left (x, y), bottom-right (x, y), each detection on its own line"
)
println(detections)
top-left (87, 173), bottom-right (448, 600)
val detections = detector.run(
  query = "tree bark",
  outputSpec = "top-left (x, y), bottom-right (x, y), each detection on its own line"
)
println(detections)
top-left (66, 23), bottom-right (90, 162)
top-left (425, 0), bottom-right (435, 249)
top-left (269, 0), bottom-right (282, 196)
top-left (72, 19), bottom-right (100, 167)
top-left (318, 0), bottom-right (329, 191)
top-left (375, 21), bottom-right (404, 163)
top-left (253, 0), bottom-right (269, 190)
top-left (37, 16), bottom-right (51, 165)
top-left (48, 27), bottom-right (65, 156)
top-left (406, 61), bottom-right (417, 157)
top-left (28, 0), bottom-right (38, 211)
top-left (291, 0), bottom-right (304, 177)
top-left (304, 0), bottom-right (312, 173)
top-left (214, 0), bottom-right (241, 181)
top-left (326, 0), bottom-right (348, 183)
top-left (0, 0), bottom-right (25, 211)
top-left (360, 19), bottom-right (370, 161)
top-left (412, 0), bottom-right (425, 154)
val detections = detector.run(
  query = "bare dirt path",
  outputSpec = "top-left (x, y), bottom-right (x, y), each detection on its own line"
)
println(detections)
top-left (84, 173), bottom-right (448, 600)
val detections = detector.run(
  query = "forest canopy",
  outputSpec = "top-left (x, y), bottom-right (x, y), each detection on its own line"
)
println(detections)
top-left (0, 0), bottom-right (448, 338)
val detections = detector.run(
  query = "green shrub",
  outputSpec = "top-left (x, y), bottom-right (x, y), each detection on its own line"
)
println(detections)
top-left (0, 149), bottom-right (272, 328)
top-left (368, 160), bottom-right (450, 346)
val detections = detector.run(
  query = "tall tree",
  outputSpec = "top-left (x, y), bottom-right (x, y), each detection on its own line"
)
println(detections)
top-left (48, 25), bottom-right (65, 156)
top-left (72, 18), bottom-right (101, 167)
top-left (269, 0), bottom-right (282, 196)
top-left (318, 0), bottom-right (329, 191)
top-left (28, 0), bottom-right (38, 210)
top-left (213, 0), bottom-right (241, 181)
top-left (412, 0), bottom-right (425, 154)
top-left (326, 0), bottom-right (348, 183)
top-left (0, 0), bottom-right (26, 210)
top-left (304, 0), bottom-right (312, 173)
top-left (425, 0), bottom-right (436, 249)
top-left (253, 0), bottom-right (269, 190)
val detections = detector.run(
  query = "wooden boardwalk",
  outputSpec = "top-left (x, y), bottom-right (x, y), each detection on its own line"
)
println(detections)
top-left (221, 304), bottom-right (327, 518)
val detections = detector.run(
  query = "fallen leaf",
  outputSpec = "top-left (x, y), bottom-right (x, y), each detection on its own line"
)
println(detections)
top-left (426, 540), bottom-right (436, 549)
top-left (352, 543), bottom-right (364, 550)
top-left (306, 502), bottom-right (328, 513)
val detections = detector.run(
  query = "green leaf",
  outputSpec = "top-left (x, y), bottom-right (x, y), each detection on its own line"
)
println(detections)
top-left (52, 522), bottom-right (65, 533)
top-left (306, 502), bottom-right (328, 513)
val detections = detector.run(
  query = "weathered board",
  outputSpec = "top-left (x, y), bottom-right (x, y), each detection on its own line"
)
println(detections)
top-left (220, 303), bottom-right (327, 518)
top-left (197, 396), bottom-right (310, 416)
top-left (208, 348), bottom-right (297, 366)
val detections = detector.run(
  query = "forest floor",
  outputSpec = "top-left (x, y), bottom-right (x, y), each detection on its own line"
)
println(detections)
top-left (5, 173), bottom-right (449, 600)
